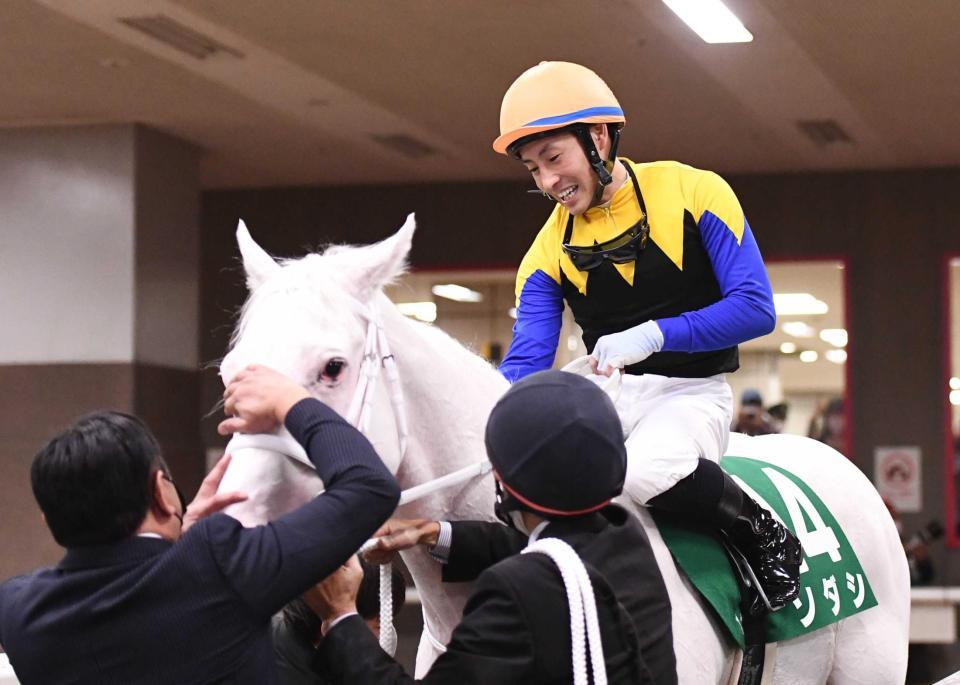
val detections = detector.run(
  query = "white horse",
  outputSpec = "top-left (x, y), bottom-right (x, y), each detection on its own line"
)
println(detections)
top-left (216, 215), bottom-right (910, 684)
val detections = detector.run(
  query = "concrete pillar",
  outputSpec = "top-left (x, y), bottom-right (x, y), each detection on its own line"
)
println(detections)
top-left (0, 124), bottom-right (201, 578)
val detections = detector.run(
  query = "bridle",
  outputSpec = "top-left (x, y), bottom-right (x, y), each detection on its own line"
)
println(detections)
top-left (225, 298), bottom-right (491, 655)
top-left (227, 299), bottom-right (410, 468)
top-left (344, 299), bottom-right (409, 458)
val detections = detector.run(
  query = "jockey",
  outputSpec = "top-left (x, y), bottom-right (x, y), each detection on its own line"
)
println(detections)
top-left (494, 61), bottom-right (801, 612)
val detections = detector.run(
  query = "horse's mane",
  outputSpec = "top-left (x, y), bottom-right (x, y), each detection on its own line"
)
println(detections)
top-left (230, 241), bottom-right (408, 348)
top-left (372, 291), bottom-right (507, 384)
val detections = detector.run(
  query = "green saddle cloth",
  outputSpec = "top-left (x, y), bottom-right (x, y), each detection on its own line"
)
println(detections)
top-left (652, 456), bottom-right (878, 648)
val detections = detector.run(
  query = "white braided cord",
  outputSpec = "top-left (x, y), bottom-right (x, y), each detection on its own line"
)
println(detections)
top-left (378, 563), bottom-right (398, 656)
top-left (523, 537), bottom-right (607, 685)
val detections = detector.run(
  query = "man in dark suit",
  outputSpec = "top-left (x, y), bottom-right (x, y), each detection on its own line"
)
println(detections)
top-left (0, 365), bottom-right (400, 685)
top-left (310, 370), bottom-right (677, 685)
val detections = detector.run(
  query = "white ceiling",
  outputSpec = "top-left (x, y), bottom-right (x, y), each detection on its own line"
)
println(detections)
top-left (4, 1), bottom-right (959, 188)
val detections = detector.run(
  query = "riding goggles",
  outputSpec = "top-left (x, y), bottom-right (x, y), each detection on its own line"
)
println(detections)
top-left (562, 217), bottom-right (649, 272)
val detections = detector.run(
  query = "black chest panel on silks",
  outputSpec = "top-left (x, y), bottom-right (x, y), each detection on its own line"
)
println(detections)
top-left (559, 207), bottom-right (739, 378)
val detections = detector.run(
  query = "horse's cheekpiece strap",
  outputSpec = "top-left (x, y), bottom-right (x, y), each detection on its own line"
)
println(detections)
top-left (345, 304), bottom-right (409, 462)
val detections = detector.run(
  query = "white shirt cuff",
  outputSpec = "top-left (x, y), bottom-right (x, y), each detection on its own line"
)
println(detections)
top-left (428, 521), bottom-right (452, 564)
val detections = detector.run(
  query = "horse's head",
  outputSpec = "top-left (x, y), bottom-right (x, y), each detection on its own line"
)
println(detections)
top-left (217, 214), bottom-right (416, 524)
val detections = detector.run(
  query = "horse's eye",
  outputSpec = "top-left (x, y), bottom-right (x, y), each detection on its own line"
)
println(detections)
top-left (319, 358), bottom-right (346, 384)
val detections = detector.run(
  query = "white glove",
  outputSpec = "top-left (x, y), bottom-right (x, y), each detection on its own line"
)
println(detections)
top-left (590, 320), bottom-right (664, 375)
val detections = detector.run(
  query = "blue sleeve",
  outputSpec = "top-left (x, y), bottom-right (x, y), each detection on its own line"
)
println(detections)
top-left (657, 214), bottom-right (776, 352)
top-left (204, 399), bottom-right (401, 619)
top-left (498, 270), bottom-right (563, 383)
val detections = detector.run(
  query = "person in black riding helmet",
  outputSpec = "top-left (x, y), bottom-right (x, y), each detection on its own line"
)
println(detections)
top-left (309, 370), bottom-right (676, 684)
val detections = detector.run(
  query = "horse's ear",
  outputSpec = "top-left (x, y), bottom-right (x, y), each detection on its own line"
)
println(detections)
top-left (236, 219), bottom-right (280, 290)
top-left (354, 213), bottom-right (416, 298)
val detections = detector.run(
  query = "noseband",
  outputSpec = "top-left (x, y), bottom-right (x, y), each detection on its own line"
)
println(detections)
top-left (226, 299), bottom-right (409, 467)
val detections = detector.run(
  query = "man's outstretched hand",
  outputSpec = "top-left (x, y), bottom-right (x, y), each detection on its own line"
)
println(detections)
top-left (363, 518), bottom-right (441, 565)
top-left (181, 453), bottom-right (248, 533)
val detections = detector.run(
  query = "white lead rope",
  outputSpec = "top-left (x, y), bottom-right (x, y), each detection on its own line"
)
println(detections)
top-left (378, 562), bottom-right (398, 657)
top-left (359, 460), bottom-right (493, 561)
top-left (364, 459), bottom-right (493, 657)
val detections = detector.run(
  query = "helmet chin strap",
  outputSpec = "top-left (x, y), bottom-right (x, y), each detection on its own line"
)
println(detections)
top-left (495, 480), bottom-right (533, 535)
top-left (571, 125), bottom-right (622, 206)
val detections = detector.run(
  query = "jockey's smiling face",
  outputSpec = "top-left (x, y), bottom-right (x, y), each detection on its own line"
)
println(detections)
top-left (518, 124), bottom-right (612, 216)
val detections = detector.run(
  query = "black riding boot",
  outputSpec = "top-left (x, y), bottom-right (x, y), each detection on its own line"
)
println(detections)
top-left (714, 470), bottom-right (802, 612)
top-left (649, 458), bottom-right (802, 612)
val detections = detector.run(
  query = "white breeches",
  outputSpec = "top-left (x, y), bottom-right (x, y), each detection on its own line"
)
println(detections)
top-left (614, 373), bottom-right (733, 505)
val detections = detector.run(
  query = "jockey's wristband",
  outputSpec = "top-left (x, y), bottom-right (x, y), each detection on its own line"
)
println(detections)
top-left (428, 521), bottom-right (452, 564)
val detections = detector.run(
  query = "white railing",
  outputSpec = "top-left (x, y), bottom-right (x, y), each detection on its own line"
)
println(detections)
top-left (910, 586), bottom-right (960, 644)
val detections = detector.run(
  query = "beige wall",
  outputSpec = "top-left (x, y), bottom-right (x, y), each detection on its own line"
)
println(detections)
top-left (0, 126), bottom-right (136, 363)
top-left (134, 127), bottom-right (201, 370)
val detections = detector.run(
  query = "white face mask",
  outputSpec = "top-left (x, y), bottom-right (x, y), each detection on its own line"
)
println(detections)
top-left (508, 510), bottom-right (530, 536)
top-left (495, 479), bottom-right (531, 535)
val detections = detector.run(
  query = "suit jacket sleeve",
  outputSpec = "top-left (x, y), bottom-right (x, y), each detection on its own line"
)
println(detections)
top-left (314, 565), bottom-right (535, 684)
top-left (198, 398), bottom-right (401, 619)
top-left (441, 521), bottom-right (526, 583)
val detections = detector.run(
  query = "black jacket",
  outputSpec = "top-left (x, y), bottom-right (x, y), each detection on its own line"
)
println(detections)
top-left (0, 399), bottom-right (400, 685)
top-left (315, 506), bottom-right (676, 685)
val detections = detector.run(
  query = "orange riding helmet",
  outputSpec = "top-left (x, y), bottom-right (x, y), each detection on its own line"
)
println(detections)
top-left (493, 61), bottom-right (626, 192)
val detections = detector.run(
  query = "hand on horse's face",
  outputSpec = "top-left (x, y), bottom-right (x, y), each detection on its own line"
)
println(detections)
top-left (363, 518), bottom-right (441, 565)
top-left (218, 365), bottom-right (311, 435)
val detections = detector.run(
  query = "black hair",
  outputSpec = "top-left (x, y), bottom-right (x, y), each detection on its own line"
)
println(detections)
top-left (356, 560), bottom-right (406, 622)
top-left (31, 411), bottom-right (168, 547)
top-left (507, 122), bottom-right (584, 158)
top-left (767, 403), bottom-right (789, 421)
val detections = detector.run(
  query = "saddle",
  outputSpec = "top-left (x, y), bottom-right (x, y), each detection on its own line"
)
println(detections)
top-left (653, 456), bottom-right (878, 684)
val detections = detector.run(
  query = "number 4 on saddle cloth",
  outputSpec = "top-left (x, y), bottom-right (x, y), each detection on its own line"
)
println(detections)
top-left (653, 456), bottom-right (878, 648)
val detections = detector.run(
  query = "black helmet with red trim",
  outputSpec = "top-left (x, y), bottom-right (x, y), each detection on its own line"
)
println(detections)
top-left (486, 370), bottom-right (626, 523)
